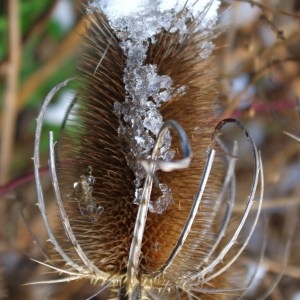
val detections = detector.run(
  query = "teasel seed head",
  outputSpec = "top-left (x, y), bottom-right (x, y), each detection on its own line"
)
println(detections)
top-left (33, 1), bottom-right (263, 299)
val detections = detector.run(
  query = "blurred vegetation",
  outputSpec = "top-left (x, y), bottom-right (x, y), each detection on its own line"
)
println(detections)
top-left (0, 0), bottom-right (80, 174)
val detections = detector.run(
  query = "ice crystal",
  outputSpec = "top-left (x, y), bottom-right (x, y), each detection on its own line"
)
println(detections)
top-left (112, 37), bottom-right (177, 206)
top-left (71, 167), bottom-right (104, 223)
top-left (149, 183), bottom-right (174, 214)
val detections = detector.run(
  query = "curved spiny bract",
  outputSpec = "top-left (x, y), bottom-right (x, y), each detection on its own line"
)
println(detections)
top-left (55, 9), bottom-right (233, 300)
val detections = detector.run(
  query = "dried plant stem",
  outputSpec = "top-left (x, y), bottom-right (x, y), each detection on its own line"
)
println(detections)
top-left (150, 147), bottom-right (215, 278)
top-left (234, 0), bottom-right (300, 19)
top-left (0, 166), bottom-right (48, 197)
top-left (32, 80), bottom-right (117, 292)
top-left (222, 57), bottom-right (299, 118)
top-left (283, 131), bottom-right (300, 143)
top-left (239, 221), bottom-right (268, 299)
top-left (0, 267), bottom-right (7, 299)
top-left (234, 196), bottom-right (300, 212)
top-left (85, 281), bottom-right (111, 300)
top-left (49, 131), bottom-right (108, 280)
top-left (0, 0), bottom-right (20, 184)
top-left (204, 152), bottom-right (263, 284)
top-left (258, 207), bottom-right (297, 299)
top-left (0, 0), bottom-right (20, 247)
top-left (33, 79), bottom-right (85, 273)
top-left (262, 258), bottom-right (300, 281)
top-left (200, 141), bottom-right (238, 266)
top-left (22, 0), bottom-right (59, 44)
top-left (126, 120), bottom-right (192, 295)
top-left (17, 19), bottom-right (86, 109)
top-left (189, 119), bottom-right (263, 283)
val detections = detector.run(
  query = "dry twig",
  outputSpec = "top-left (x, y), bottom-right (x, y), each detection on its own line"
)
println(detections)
top-left (0, 0), bottom-right (21, 246)
top-left (17, 19), bottom-right (86, 110)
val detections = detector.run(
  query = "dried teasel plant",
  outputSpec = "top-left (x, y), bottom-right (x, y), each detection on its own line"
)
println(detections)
top-left (31, 1), bottom-right (265, 299)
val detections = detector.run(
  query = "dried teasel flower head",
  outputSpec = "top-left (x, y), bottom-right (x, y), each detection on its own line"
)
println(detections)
top-left (32, 1), bottom-right (263, 299)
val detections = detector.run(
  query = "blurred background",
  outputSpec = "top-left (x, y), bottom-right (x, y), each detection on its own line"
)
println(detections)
top-left (0, 0), bottom-right (300, 299)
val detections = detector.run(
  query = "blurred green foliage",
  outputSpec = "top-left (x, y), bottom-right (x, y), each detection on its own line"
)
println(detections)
top-left (0, 0), bottom-right (78, 166)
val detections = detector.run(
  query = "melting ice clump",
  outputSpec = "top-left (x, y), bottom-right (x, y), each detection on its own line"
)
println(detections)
top-left (88, 0), bottom-right (220, 212)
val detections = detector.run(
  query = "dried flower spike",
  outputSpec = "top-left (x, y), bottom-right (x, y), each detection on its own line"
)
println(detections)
top-left (33, 1), bottom-right (263, 299)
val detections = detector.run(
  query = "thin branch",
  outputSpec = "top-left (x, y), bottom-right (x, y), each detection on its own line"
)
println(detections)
top-left (86, 281), bottom-right (112, 300)
top-left (222, 57), bottom-right (300, 118)
top-left (0, 0), bottom-right (21, 183)
top-left (0, 0), bottom-right (21, 246)
top-left (262, 258), bottom-right (300, 281)
top-left (283, 131), bottom-right (300, 143)
top-left (17, 19), bottom-right (86, 109)
top-left (0, 166), bottom-right (48, 197)
top-left (233, 0), bottom-right (300, 19)
top-left (258, 206), bottom-right (298, 299)
top-left (22, 0), bottom-right (60, 44)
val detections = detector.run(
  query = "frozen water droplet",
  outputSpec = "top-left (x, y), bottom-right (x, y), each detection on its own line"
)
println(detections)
top-left (135, 136), bottom-right (144, 145)
top-left (159, 183), bottom-right (168, 192)
top-left (149, 183), bottom-right (173, 214)
top-left (164, 150), bottom-right (176, 161)
top-left (134, 187), bottom-right (144, 205)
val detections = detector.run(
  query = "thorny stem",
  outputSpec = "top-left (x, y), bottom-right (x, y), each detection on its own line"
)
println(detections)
top-left (203, 152), bottom-right (263, 284)
top-left (188, 118), bottom-right (263, 283)
top-left (33, 79), bottom-right (85, 273)
top-left (234, 196), bottom-right (300, 212)
top-left (199, 141), bottom-right (238, 267)
top-left (24, 259), bottom-right (93, 284)
top-left (126, 120), bottom-right (192, 297)
top-left (150, 147), bottom-right (216, 278)
top-left (126, 156), bottom-right (155, 294)
top-left (49, 131), bottom-right (109, 280)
